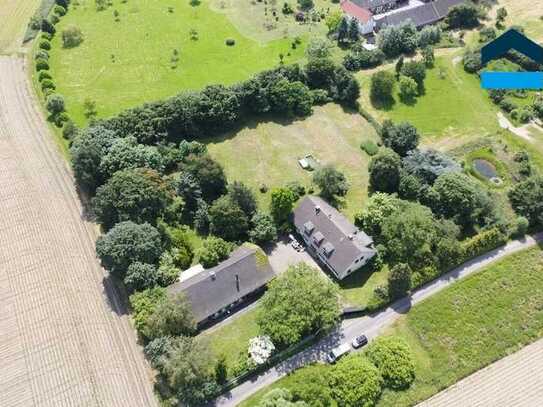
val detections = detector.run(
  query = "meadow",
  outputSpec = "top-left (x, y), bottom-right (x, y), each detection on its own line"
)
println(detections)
top-left (240, 246), bottom-right (543, 406)
top-left (357, 55), bottom-right (501, 144)
top-left (48, 0), bottom-right (308, 125)
top-left (206, 103), bottom-right (380, 220)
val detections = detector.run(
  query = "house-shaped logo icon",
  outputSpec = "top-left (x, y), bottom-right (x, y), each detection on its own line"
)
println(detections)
top-left (480, 29), bottom-right (543, 90)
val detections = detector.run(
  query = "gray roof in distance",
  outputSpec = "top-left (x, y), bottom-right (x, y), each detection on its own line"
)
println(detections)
top-left (168, 246), bottom-right (275, 324)
top-left (376, 0), bottom-right (465, 29)
top-left (293, 196), bottom-right (376, 273)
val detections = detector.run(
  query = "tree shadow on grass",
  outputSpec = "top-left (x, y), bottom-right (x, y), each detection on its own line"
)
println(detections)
top-left (370, 94), bottom-right (395, 112)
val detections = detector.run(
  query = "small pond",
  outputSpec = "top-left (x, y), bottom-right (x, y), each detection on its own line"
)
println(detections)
top-left (473, 159), bottom-right (498, 179)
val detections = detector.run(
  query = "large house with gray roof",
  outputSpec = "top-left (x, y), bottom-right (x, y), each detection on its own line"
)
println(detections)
top-left (341, 0), bottom-right (466, 36)
top-left (168, 245), bottom-right (275, 327)
top-left (292, 196), bottom-right (376, 280)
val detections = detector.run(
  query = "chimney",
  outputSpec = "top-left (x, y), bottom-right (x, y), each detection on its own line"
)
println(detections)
top-left (315, 205), bottom-right (321, 215)
top-left (210, 271), bottom-right (216, 281)
top-left (235, 274), bottom-right (240, 292)
top-left (348, 234), bottom-right (354, 240)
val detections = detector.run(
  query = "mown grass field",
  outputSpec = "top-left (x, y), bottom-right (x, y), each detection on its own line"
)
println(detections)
top-left (240, 246), bottom-right (543, 406)
top-left (357, 55), bottom-right (501, 143)
top-left (206, 103), bottom-right (380, 220)
top-left (495, 0), bottom-right (543, 41)
top-left (49, 0), bottom-right (307, 125)
top-left (0, 0), bottom-right (41, 53)
top-left (209, 0), bottom-right (335, 43)
top-left (202, 305), bottom-right (260, 378)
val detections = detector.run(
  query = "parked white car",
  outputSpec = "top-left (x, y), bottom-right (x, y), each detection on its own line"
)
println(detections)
top-left (327, 343), bottom-right (351, 364)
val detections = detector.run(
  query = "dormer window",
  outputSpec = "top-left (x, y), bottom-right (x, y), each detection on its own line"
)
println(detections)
top-left (304, 221), bottom-right (315, 235)
top-left (312, 231), bottom-right (324, 246)
top-left (322, 242), bottom-right (335, 257)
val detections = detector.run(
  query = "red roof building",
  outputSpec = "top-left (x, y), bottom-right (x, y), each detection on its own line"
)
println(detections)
top-left (340, 0), bottom-right (373, 24)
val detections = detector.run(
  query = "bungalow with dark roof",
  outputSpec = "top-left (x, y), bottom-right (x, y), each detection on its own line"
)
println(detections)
top-left (167, 245), bottom-right (275, 328)
top-left (292, 196), bottom-right (376, 280)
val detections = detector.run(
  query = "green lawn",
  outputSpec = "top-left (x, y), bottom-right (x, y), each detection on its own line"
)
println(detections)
top-left (201, 305), bottom-right (260, 377)
top-left (339, 264), bottom-right (389, 307)
top-left (357, 55), bottom-right (500, 143)
top-left (49, 0), bottom-right (307, 125)
top-left (240, 246), bottom-right (543, 406)
top-left (206, 103), bottom-right (379, 220)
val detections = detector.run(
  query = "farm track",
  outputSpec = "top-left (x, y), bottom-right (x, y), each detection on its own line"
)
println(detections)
top-left (0, 55), bottom-right (157, 406)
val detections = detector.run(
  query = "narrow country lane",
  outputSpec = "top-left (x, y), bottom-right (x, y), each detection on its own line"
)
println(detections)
top-left (214, 233), bottom-right (543, 407)
top-left (0, 56), bottom-right (157, 406)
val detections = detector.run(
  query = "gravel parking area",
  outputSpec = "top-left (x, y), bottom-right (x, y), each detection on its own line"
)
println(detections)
top-left (265, 236), bottom-right (321, 275)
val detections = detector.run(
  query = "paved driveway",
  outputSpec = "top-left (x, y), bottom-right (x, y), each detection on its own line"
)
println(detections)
top-left (213, 233), bottom-right (543, 406)
top-left (265, 237), bottom-right (321, 275)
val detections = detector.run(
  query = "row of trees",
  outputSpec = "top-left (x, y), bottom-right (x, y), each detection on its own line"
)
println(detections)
top-left (257, 336), bottom-right (415, 406)
top-left (96, 59), bottom-right (359, 145)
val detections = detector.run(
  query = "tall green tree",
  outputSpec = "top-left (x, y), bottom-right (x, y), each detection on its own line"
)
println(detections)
top-left (181, 153), bottom-right (227, 202)
top-left (381, 120), bottom-right (420, 157)
top-left (370, 71), bottom-right (395, 102)
top-left (257, 263), bottom-right (340, 347)
top-left (366, 336), bottom-right (415, 390)
top-left (329, 355), bottom-right (383, 407)
top-left (337, 17), bottom-right (349, 44)
top-left (270, 187), bottom-right (297, 225)
top-left (145, 292), bottom-right (196, 339)
top-left (312, 165), bottom-right (349, 201)
top-left (209, 195), bottom-right (250, 241)
top-left (347, 18), bottom-right (359, 42)
top-left (92, 168), bottom-right (173, 229)
top-left (96, 221), bottom-right (162, 278)
top-left (369, 148), bottom-right (402, 193)
top-left (387, 263), bottom-right (412, 299)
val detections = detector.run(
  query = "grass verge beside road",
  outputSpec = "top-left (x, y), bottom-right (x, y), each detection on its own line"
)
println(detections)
top-left (240, 245), bottom-right (543, 406)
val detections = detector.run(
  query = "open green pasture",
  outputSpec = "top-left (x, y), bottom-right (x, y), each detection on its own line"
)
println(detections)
top-left (206, 103), bottom-right (380, 220)
top-left (357, 55), bottom-right (501, 142)
top-left (49, 0), bottom-right (306, 125)
top-left (240, 246), bottom-right (543, 406)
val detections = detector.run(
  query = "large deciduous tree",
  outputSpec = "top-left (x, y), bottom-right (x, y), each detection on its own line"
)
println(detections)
top-left (92, 168), bottom-right (173, 229)
top-left (381, 120), bottom-right (420, 157)
top-left (369, 148), bottom-right (402, 193)
top-left (312, 165), bottom-right (349, 201)
top-left (181, 153), bottom-right (227, 202)
top-left (96, 221), bottom-right (162, 278)
top-left (508, 176), bottom-right (543, 225)
top-left (144, 292), bottom-right (196, 339)
top-left (257, 263), bottom-right (340, 347)
top-left (366, 336), bottom-right (415, 390)
top-left (370, 71), bottom-right (395, 103)
top-left (328, 355), bottom-right (383, 407)
top-left (270, 187), bottom-right (297, 225)
top-left (209, 195), bottom-right (250, 241)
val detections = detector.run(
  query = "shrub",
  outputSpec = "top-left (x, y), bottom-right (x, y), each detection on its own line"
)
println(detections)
top-left (46, 94), bottom-right (65, 115)
top-left (54, 5), bottom-right (67, 16)
top-left (463, 50), bottom-right (482, 73)
top-left (225, 38), bottom-right (235, 46)
top-left (62, 120), bottom-right (78, 140)
top-left (461, 228), bottom-right (507, 260)
top-left (36, 58), bottom-right (49, 72)
top-left (41, 32), bottom-right (52, 41)
top-left (39, 40), bottom-right (51, 50)
top-left (366, 336), bottom-right (415, 389)
top-left (360, 140), bottom-right (379, 156)
top-left (41, 18), bottom-right (56, 35)
top-left (36, 50), bottom-right (49, 61)
top-left (50, 14), bottom-right (60, 25)
top-left (514, 216), bottom-right (529, 237)
top-left (62, 25), bottom-right (84, 48)
top-left (38, 71), bottom-right (52, 81)
top-left (41, 79), bottom-right (56, 91)
top-left (370, 71), bottom-right (395, 102)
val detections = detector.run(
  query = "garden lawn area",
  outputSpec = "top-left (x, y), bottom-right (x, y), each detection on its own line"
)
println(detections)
top-left (339, 264), bottom-right (389, 307)
top-left (201, 305), bottom-right (260, 377)
top-left (239, 246), bottom-right (543, 406)
top-left (48, 0), bottom-right (306, 125)
top-left (357, 55), bottom-right (501, 142)
top-left (495, 0), bottom-right (543, 42)
top-left (0, 0), bottom-right (41, 53)
top-left (205, 104), bottom-right (379, 220)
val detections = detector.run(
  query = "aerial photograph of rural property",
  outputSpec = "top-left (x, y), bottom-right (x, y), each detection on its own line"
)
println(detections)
top-left (1, 0), bottom-right (543, 406)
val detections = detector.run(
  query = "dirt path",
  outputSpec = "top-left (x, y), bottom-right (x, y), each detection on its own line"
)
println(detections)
top-left (418, 338), bottom-right (543, 407)
top-left (0, 56), bottom-right (157, 406)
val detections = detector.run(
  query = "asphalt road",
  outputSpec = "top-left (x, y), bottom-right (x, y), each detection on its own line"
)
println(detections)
top-left (0, 56), bottom-right (157, 406)
top-left (213, 233), bottom-right (543, 407)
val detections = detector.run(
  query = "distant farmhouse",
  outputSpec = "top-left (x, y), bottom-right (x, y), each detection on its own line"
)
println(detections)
top-left (293, 196), bottom-right (376, 280)
top-left (341, 0), bottom-right (466, 36)
top-left (168, 245), bottom-right (275, 328)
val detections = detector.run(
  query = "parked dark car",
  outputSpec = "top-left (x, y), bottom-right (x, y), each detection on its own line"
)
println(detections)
top-left (351, 334), bottom-right (368, 349)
